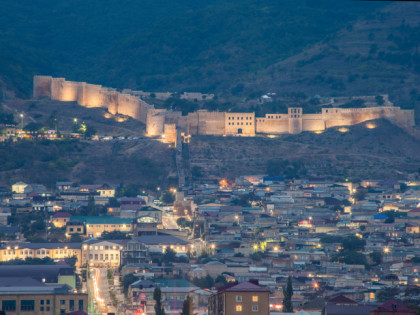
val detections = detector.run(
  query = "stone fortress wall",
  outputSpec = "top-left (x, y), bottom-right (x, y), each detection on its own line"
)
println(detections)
top-left (33, 76), bottom-right (415, 141)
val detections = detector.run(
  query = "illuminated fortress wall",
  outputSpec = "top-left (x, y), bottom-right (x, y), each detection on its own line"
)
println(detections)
top-left (33, 76), bottom-right (415, 139)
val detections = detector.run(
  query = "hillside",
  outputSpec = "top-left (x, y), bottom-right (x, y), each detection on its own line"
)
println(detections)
top-left (0, 0), bottom-right (383, 97)
top-left (245, 2), bottom-right (420, 122)
top-left (188, 119), bottom-right (420, 181)
top-left (0, 99), bottom-right (175, 189)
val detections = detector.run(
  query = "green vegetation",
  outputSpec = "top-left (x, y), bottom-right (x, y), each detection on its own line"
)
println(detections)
top-left (0, 257), bottom-right (55, 265)
top-left (160, 191), bottom-right (175, 204)
top-left (331, 235), bottom-right (368, 267)
top-left (266, 159), bottom-right (307, 179)
top-left (162, 247), bottom-right (188, 264)
top-left (283, 276), bottom-right (294, 313)
top-left (0, 139), bottom-right (168, 189)
top-left (191, 275), bottom-right (214, 289)
top-left (122, 273), bottom-right (138, 296)
top-left (0, 108), bottom-right (16, 125)
top-left (176, 218), bottom-right (193, 229)
top-left (382, 210), bottom-right (406, 224)
top-left (181, 296), bottom-right (193, 315)
top-left (250, 251), bottom-right (266, 262)
top-left (102, 231), bottom-right (130, 240)
top-left (376, 287), bottom-right (399, 302)
top-left (153, 287), bottom-right (166, 315)
top-left (369, 251), bottom-right (382, 266)
top-left (0, 0), bottom-right (382, 97)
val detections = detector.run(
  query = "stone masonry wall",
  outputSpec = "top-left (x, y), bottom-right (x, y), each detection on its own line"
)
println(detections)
top-left (33, 76), bottom-right (415, 139)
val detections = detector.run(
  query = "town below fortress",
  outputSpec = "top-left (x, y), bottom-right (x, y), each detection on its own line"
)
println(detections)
top-left (33, 76), bottom-right (415, 143)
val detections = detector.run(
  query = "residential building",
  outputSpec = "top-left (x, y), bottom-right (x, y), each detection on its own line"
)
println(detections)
top-left (208, 281), bottom-right (270, 315)
top-left (82, 239), bottom-right (124, 268)
top-left (121, 239), bottom-right (147, 265)
top-left (0, 277), bottom-right (87, 314)
top-left (0, 243), bottom-right (82, 268)
top-left (67, 216), bottom-right (132, 238)
top-left (51, 212), bottom-right (72, 228)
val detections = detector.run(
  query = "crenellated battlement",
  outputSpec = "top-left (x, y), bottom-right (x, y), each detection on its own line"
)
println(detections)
top-left (33, 76), bottom-right (415, 140)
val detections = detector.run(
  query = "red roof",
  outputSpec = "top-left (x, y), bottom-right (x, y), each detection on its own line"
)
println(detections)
top-left (221, 281), bottom-right (269, 293)
top-left (327, 294), bottom-right (357, 305)
top-left (409, 207), bottom-right (420, 213)
top-left (371, 300), bottom-right (414, 313)
top-left (52, 212), bottom-right (71, 218)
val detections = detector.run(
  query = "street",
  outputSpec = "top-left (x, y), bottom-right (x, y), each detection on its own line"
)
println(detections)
top-left (88, 268), bottom-right (120, 314)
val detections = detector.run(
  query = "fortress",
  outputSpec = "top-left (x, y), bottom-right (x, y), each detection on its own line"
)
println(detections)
top-left (33, 76), bottom-right (415, 142)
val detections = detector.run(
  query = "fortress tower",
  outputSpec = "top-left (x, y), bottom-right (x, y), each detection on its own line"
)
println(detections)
top-left (288, 107), bottom-right (303, 134)
top-left (33, 76), bottom-right (52, 98)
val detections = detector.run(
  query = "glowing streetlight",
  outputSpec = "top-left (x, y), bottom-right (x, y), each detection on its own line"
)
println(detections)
top-left (19, 113), bottom-right (24, 129)
top-left (383, 247), bottom-right (390, 254)
top-left (73, 118), bottom-right (78, 124)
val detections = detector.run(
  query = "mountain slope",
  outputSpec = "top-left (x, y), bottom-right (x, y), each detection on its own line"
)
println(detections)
top-left (0, 0), bottom-right (383, 97)
top-left (189, 119), bottom-right (420, 180)
top-left (245, 2), bottom-right (420, 121)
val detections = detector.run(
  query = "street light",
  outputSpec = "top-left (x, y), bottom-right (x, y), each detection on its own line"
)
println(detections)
top-left (74, 118), bottom-right (78, 124)
top-left (19, 113), bottom-right (24, 129)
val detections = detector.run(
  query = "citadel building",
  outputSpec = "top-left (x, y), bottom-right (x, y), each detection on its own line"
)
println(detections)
top-left (33, 76), bottom-right (415, 142)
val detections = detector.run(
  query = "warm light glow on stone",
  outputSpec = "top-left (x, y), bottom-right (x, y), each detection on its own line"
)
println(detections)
top-left (366, 122), bottom-right (376, 129)
top-left (115, 116), bottom-right (127, 122)
top-left (338, 127), bottom-right (349, 133)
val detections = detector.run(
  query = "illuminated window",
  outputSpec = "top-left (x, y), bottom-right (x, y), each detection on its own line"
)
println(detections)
top-left (252, 296), bottom-right (258, 302)
top-left (236, 296), bottom-right (242, 302)
top-left (236, 305), bottom-right (242, 311)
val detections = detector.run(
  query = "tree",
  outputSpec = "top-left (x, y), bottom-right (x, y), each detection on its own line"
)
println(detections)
top-left (153, 287), bottom-right (166, 315)
top-left (369, 251), bottom-right (382, 266)
top-left (283, 276), bottom-right (293, 312)
top-left (181, 296), bottom-right (193, 315)
top-left (376, 287), bottom-right (399, 302)
top-left (122, 274), bottom-right (138, 296)
top-left (191, 166), bottom-right (203, 178)
top-left (214, 275), bottom-right (227, 288)
top-left (102, 231), bottom-right (130, 240)
top-left (70, 234), bottom-right (83, 242)
top-left (84, 125), bottom-right (97, 137)
top-left (191, 275), bottom-right (214, 289)
top-left (162, 247), bottom-right (177, 264)
top-left (342, 235), bottom-right (366, 251)
top-left (353, 186), bottom-right (367, 201)
top-left (333, 251), bottom-right (368, 266)
top-left (160, 191), bottom-right (175, 204)
top-left (87, 194), bottom-right (96, 216)
top-left (64, 255), bottom-right (78, 267)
